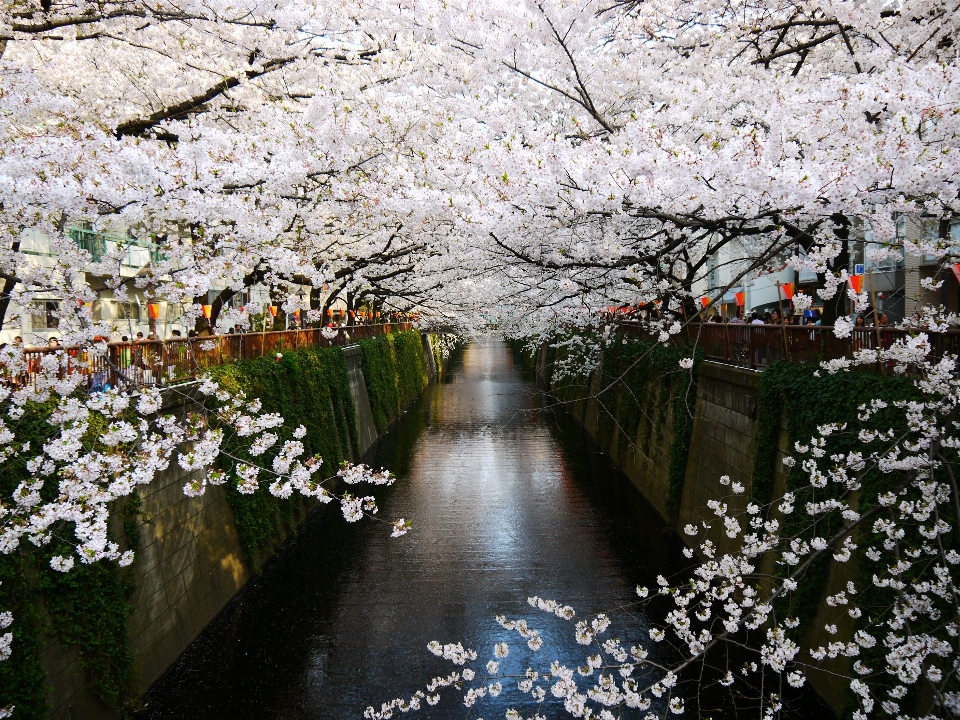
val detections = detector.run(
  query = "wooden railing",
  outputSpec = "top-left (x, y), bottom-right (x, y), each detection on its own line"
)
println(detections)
top-left (14, 323), bottom-right (412, 391)
top-left (615, 321), bottom-right (960, 370)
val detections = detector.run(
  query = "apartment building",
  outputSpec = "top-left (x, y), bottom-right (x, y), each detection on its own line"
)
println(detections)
top-left (700, 216), bottom-right (960, 323)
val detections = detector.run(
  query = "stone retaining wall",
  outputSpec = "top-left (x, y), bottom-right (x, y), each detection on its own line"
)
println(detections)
top-left (42, 335), bottom-right (441, 720)
top-left (537, 349), bottom-right (847, 715)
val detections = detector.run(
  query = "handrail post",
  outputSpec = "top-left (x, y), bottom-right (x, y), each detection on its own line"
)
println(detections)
top-left (866, 269), bottom-right (884, 375)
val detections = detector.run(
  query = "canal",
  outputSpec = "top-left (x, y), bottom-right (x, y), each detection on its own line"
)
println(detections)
top-left (134, 339), bottom-right (801, 718)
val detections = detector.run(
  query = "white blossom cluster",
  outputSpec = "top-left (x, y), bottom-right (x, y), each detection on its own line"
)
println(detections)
top-left (373, 325), bottom-right (960, 717)
top-left (0, 0), bottom-right (960, 713)
top-left (0, 365), bottom-right (406, 676)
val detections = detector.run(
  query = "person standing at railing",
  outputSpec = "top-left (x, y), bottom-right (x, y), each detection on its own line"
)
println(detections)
top-left (853, 315), bottom-right (867, 352)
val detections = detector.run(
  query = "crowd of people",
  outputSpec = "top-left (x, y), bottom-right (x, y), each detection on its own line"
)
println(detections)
top-left (705, 308), bottom-right (894, 327)
top-left (5, 310), bottom-right (414, 352)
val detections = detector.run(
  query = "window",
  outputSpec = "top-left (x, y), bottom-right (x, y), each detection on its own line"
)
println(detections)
top-left (861, 218), bottom-right (905, 270)
top-left (29, 301), bottom-right (60, 330)
top-left (68, 228), bottom-right (107, 261)
top-left (116, 302), bottom-right (140, 321)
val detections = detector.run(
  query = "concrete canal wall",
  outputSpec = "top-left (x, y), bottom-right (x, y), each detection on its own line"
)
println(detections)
top-left (41, 332), bottom-right (447, 720)
top-left (533, 345), bottom-right (854, 715)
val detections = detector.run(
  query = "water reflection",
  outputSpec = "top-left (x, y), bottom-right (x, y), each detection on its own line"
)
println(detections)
top-left (135, 339), bottom-right (764, 718)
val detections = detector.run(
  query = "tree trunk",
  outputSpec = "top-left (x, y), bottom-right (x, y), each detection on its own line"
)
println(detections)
top-left (0, 240), bottom-right (22, 333)
top-left (819, 216), bottom-right (851, 326)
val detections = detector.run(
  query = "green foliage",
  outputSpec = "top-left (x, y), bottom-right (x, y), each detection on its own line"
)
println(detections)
top-left (540, 334), bottom-right (701, 520)
top-left (37, 544), bottom-right (136, 710)
top-left (0, 554), bottom-right (47, 720)
top-left (753, 362), bottom-right (916, 506)
top-left (0, 400), bottom-right (59, 718)
top-left (359, 330), bottom-right (428, 433)
top-left (599, 337), bottom-right (702, 519)
top-left (208, 345), bottom-right (358, 562)
top-left (0, 400), bottom-right (138, 717)
top-left (429, 335), bottom-right (444, 379)
top-left (393, 331), bottom-right (429, 409)
top-left (751, 361), bottom-right (919, 642)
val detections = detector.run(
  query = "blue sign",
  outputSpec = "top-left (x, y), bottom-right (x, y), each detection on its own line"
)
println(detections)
top-left (854, 263), bottom-right (865, 275)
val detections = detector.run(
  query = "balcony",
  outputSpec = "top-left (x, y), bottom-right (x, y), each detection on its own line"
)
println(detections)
top-left (68, 227), bottom-right (167, 265)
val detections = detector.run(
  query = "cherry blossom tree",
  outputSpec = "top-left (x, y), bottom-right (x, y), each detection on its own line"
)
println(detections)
top-left (0, 0), bottom-right (959, 716)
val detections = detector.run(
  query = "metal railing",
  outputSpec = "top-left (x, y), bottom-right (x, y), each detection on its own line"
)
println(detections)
top-left (615, 321), bottom-right (960, 371)
top-left (12, 323), bottom-right (412, 391)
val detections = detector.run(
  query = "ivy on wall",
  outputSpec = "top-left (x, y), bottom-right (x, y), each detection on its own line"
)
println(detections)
top-left (752, 362), bottom-right (919, 611)
top-left (596, 338), bottom-right (702, 519)
top-left (0, 401), bottom-right (138, 718)
top-left (37, 544), bottom-right (137, 710)
top-left (208, 345), bottom-right (358, 562)
top-left (524, 334), bottom-right (702, 521)
top-left (359, 330), bottom-right (428, 433)
top-left (751, 361), bottom-right (925, 713)
top-left (0, 331), bottom-right (429, 716)
top-left (0, 554), bottom-right (47, 720)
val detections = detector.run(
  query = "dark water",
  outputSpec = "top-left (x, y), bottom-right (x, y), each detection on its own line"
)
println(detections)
top-left (136, 339), bottom-right (822, 719)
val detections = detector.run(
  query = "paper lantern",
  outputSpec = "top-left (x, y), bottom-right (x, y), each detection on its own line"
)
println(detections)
top-left (293, 310), bottom-right (300, 321)
top-left (700, 297), bottom-right (709, 308)
top-left (268, 305), bottom-right (278, 317)
top-left (147, 303), bottom-right (161, 320)
top-left (201, 304), bottom-right (212, 319)
top-left (734, 291), bottom-right (745, 307)
top-left (781, 282), bottom-right (795, 300)
top-left (951, 265), bottom-right (960, 284)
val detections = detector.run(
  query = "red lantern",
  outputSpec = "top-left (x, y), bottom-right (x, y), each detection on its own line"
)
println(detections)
top-left (700, 297), bottom-right (710, 308)
top-left (848, 275), bottom-right (864, 294)
top-left (734, 291), bottom-right (745, 307)
top-left (201, 304), bottom-right (212, 319)
top-left (147, 303), bottom-right (160, 320)
top-left (951, 265), bottom-right (960, 284)
top-left (781, 282), bottom-right (795, 300)
top-left (293, 310), bottom-right (300, 322)
top-left (268, 305), bottom-right (278, 317)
